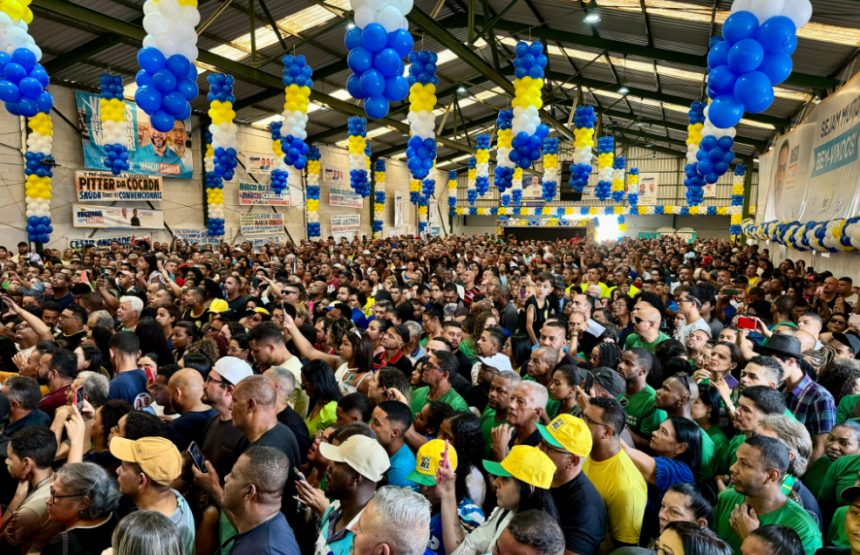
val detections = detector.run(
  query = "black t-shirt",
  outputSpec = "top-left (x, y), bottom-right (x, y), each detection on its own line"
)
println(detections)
top-left (551, 472), bottom-right (608, 555)
top-left (455, 350), bottom-right (473, 382)
top-left (227, 295), bottom-right (249, 322)
top-left (276, 406), bottom-right (311, 465)
top-left (165, 408), bottom-right (218, 451)
top-left (374, 351), bottom-right (414, 381)
top-left (41, 512), bottom-right (119, 555)
top-left (200, 415), bottom-right (249, 483)
top-left (555, 353), bottom-right (579, 371)
top-left (463, 385), bottom-right (489, 413)
top-left (54, 329), bottom-right (86, 351)
top-left (227, 513), bottom-right (300, 555)
top-left (182, 307), bottom-right (212, 330)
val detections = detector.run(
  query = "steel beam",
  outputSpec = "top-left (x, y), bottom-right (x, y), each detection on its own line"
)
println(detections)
top-left (614, 138), bottom-right (684, 158)
top-left (44, 34), bottom-right (121, 74)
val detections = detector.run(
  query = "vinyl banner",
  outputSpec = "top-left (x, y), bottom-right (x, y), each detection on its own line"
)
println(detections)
top-left (238, 182), bottom-right (291, 206)
top-left (240, 213), bottom-right (284, 235)
top-left (761, 74), bottom-right (860, 222)
top-left (244, 152), bottom-right (277, 175)
top-left (330, 186), bottom-right (363, 208)
top-left (331, 214), bottom-right (361, 233)
top-left (173, 228), bottom-right (221, 247)
top-left (323, 165), bottom-right (346, 184)
top-left (429, 199), bottom-right (439, 223)
top-left (68, 234), bottom-right (152, 253)
top-left (521, 175), bottom-right (545, 206)
top-left (76, 91), bottom-right (193, 179)
top-left (73, 204), bottom-right (164, 229)
top-left (75, 171), bottom-right (163, 202)
top-left (637, 173), bottom-right (659, 206)
top-left (394, 192), bottom-right (405, 227)
top-left (246, 234), bottom-right (287, 249)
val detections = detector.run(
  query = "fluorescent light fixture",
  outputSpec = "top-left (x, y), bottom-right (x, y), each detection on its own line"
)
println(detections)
top-left (584, 12), bottom-right (601, 23)
top-left (618, 86), bottom-right (629, 94)
top-left (457, 86), bottom-right (467, 93)
top-left (644, 144), bottom-right (653, 148)
top-left (346, 21), bottom-right (356, 29)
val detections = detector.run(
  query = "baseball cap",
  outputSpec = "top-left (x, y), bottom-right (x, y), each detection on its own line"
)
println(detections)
top-left (213, 356), bottom-right (254, 385)
top-left (482, 445), bottom-right (555, 489)
top-left (701, 256), bottom-right (713, 265)
top-left (477, 354), bottom-right (513, 372)
top-left (326, 300), bottom-right (347, 312)
top-left (589, 367), bottom-right (626, 399)
top-left (537, 414), bottom-right (593, 457)
top-left (110, 437), bottom-right (182, 486)
top-left (842, 484), bottom-right (860, 505)
top-left (406, 439), bottom-right (458, 486)
top-left (319, 435), bottom-right (390, 482)
top-left (209, 299), bottom-right (229, 313)
top-left (254, 307), bottom-right (270, 315)
top-left (392, 324), bottom-right (411, 344)
top-left (833, 333), bottom-right (860, 356)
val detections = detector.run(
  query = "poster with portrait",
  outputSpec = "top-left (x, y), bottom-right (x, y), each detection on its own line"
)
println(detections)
top-left (637, 173), bottom-right (659, 206)
top-left (521, 175), bottom-right (545, 206)
top-left (76, 91), bottom-right (193, 179)
top-left (394, 191), bottom-right (405, 227)
top-left (323, 165), bottom-right (345, 184)
top-left (244, 152), bottom-right (278, 176)
top-left (429, 199), bottom-right (439, 223)
top-left (72, 204), bottom-right (164, 229)
top-left (703, 180), bottom-right (717, 198)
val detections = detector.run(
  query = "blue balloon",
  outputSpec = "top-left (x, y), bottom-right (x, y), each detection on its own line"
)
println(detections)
top-left (166, 55), bottom-right (191, 80)
top-left (345, 25), bottom-right (363, 50)
top-left (708, 94), bottom-right (745, 129)
top-left (162, 92), bottom-right (186, 116)
top-left (18, 97), bottom-right (38, 117)
top-left (708, 65), bottom-right (738, 96)
top-left (723, 150), bottom-right (736, 164)
top-left (707, 41), bottom-right (730, 69)
top-left (365, 95), bottom-right (389, 119)
top-left (722, 11), bottom-right (759, 44)
top-left (727, 38), bottom-right (764, 73)
top-left (374, 48), bottom-right (400, 77)
top-left (708, 147), bottom-right (725, 163)
top-left (756, 16), bottom-right (796, 53)
top-left (4, 62), bottom-right (25, 83)
top-left (714, 162), bottom-right (729, 175)
top-left (718, 136), bottom-right (734, 150)
top-left (152, 69), bottom-right (177, 93)
top-left (12, 48), bottom-right (36, 71)
top-left (348, 47), bottom-right (373, 74)
top-left (0, 80), bottom-right (20, 102)
top-left (758, 52), bottom-right (792, 85)
top-left (700, 135), bottom-right (718, 151)
top-left (515, 42), bottom-right (528, 56)
top-left (29, 66), bottom-right (48, 87)
top-left (705, 172), bottom-right (719, 184)
top-left (137, 47), bottom-right (166, 73)
top-left (387, 29), bottom-right (413, 59)
top-left (359, 69), bottom-right (385, 97)
top-left (384, 75), bottom-right (408, 102)
top-left (134, 85), bottom-right (162, 113)
top-left (36, 91), bottom-right (53, 113)
top-left (362, 23), bottom-right (388, 52)
top-left (536, 125), bottom-right (550, 139)
top-left (744, 86), bottom-right (775, 113)
top-left (176, 78), bottom-right (198, 101)
top-left (733, 70), bottom-right (771, 108)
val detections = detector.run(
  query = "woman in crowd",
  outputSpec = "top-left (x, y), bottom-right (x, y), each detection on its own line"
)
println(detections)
top-left (658, 483), bottom-right (714, 534)
top-left (135, 318), bottom-right (174, 370)
top-left (155, 303), bottom-right (181, 345)
top-left (548, 365), bottom-right (585, 418)
top-left (109, 511), bottom-right (183, 555)
top-left (503, 334), bottom-right (532, 375)
top-left (170, 321), bottom-right (199, 363)
top-left (74, 345), bottom-right (109, 380)
top-left (228, 333), bottom-right (251, 363)
top-left (692, 384), bottom-right (730, 467)
top-left (655, 521), bottom-right (732, 555)
top-left (589, 342), bottom-right (623, 371)
top-left (301, 359), bottom-right (344, 437)
top-left (437, 412), bottom-right (488, 508)
top-left (366, 318), bottom-right (390, 357)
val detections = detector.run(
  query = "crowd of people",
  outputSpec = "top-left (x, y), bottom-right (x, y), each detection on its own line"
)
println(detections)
top-left (0, 232), bottom-right (858, 555)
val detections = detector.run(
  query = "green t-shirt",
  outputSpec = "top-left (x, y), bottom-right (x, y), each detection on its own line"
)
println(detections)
top-left (806, 456), bottom-right (832, 500)
top-left (625, 385), bottom-right (666, 440)
top-left (410, 386), bottom-right (469, 417)
top-left (827, 505), bottom-right (850, 547)
top-left (522, 375), bottom-right (561, 417)
top-left (818, 453), bottom-right (860, 507)
top-left (720, 434), bottom-right (747, 477)
top-left (714, 488), bottom-right (822, 555)
top-left (837, 394), bottom-right (860, 425)
top-left (480, 406), bottom-right (507, 458)
top-left (700, 429), bottom-right (717, 479)
top-left (624, 332), bottom-right (670, 354)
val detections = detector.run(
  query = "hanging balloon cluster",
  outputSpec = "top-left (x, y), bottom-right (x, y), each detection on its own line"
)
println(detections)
top-left (541, 138), bottom-right (559, 203)
top-left (98, 74), bottom-right (130, 176)
top-left (207, 73), bottom-right (238, 185)
top-left (494, 109), bottom-right (514, 205)
top-left (421, 173), bottom-right (434, 198)
top-left (0, 52), bottom-right (52, 118)
top-left (731, 164), bottom-right (746, 238)
top-left (627, 168), bottom-right (639, 208)
top-left (343, 2), bottom-right (413, 119)
top-left (136, 0), bottom-right (200, 132)
top-left (405, 50), bottom-right (437, 180)
top-left (203, 130), bottom-right (225, 237)
top-left (595, 137), bottom-right (614, 201)
top-left (569, 106), bottom-right (596, 193)
top-left (373, 158), bottom-right (386, 238)
top-left (24, 113), bottom-right (53, 243)
top-left (685, 101), bottom-right (705, 164)
top-left (475, 134), bottom-right (490, 197)
top-left (279, 54), bottom-right (312, 170)
top-left (508, 42), bottom-right (549, 170)
top-left (0, 0), bottom-right (39, 58)
top-left (618, 215), bottom-right (626, 232)
top-left (448, 171), bottom-right (457, 216)
top-left (466, 157), bottom-right (477, 205)
top-left (347, 116), bottom-right (371, 197)
top-left (611, 156), bottom-right (626, 203)
top-left (268, 120), bottom-right (289, 195)
top-left (307, 146), bottom-right (322, 240)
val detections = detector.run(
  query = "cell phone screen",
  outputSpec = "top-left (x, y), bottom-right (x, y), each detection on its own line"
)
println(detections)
top-left (75, 386), bottom-right (84, 412)
top-left (144, 366), bottom-right (156, 385)
top-left (188, 442), bottom-right (207, 473)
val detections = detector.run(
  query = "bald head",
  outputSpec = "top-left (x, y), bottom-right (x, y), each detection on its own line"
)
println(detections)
top-left (169, 368), bottom-right (206, 412)
top-left (638, 306), bottom-right (661, 323)
top-left (234, 374), bottom-right (278, 408)
top-left (794, 329), bottom-right (816, 353)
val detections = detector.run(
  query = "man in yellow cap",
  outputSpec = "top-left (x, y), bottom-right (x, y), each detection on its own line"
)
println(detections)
top-left (111, 436), bottom-right (196, 555)
top-left (537, 414), bottom-right (608, 555)
top-left (407, 440), bottom-right (485, 555)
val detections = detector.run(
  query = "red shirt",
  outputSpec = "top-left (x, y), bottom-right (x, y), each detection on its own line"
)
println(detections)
top-left (39, 384), bottom-right (71, 420)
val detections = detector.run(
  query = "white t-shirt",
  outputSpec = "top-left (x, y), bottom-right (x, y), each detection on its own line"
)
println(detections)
top-left (282, 356), bottom-right (309, 419)
top-left (676, 317), bottom-right (712, 345)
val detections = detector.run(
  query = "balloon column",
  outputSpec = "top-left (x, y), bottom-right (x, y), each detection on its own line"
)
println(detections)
top-left (569, 105), bottom-right (596, 193)
top-left (307, 146), bottom-right (321, 240)
top-left (0, 51), bottom-right (52, 118)
top-left (207, 73), bottom-right (238, 183)
top-left (595, 137), bottom-right (614, 201)
top-left (731, 163), bottom-right (746, 239)
top-left (203, 129), bottom-right (225, 237)
top-left (494, 109), bottom-right (514, 205)
top-left (611, 156), bottom-right (626, 203)
top-left (475, 134), bottom-right (490, 197)
top-left (24, 113), bottom-right (53, 243)
top-left (448, 171), bottom-right (457, 217)
top-left (685, 101), bottom-right (705, 164)
top-left (406, 50), bottom-right (437, 180)
top-left (347, 116), bottom-right (371, 197)
top-left (542, 138), bottom-right (559, 203)
top-left (279, 54), bottom-right (311, 170)
top-left (373, 158), bottom-right (385, 238)
top-left (511, 168), bottom-right (523, 206)
top-left (343, 11), bottom-right (412, 119)
top-left (466, 157), bottom-right (477, 205)
top-left (418, 189), bottom-right (428, 234)
top-left (136, 0), bottom-right (200, 133)
top-left (627, 168), bottom-right (639, 208)
top-left (508, 42), bottom-right (549, 170)
top-left (618, 215), bottom-right (626, 232)
top-left (98, 74), bottom-right (129, 176)
top-left (268, 120), bottom-right (289, 195)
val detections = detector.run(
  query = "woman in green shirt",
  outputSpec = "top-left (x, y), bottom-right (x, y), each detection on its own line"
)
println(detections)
top-left (693, 383), bottom-right (729, 477)
top-left (301, 359), bottom-right (343, 437)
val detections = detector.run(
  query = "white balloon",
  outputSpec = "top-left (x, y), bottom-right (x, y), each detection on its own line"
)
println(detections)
top-left (176, 42), bottom-right (198, 62)
top-left (388, 0), bottom-right (413, 15)
top-left (159, 0), bottom-right (182, 20)
top-left (366, 0), bottom-right (389, 11)
top-left (779, 0), bottom-right (812, 28)
top-left (731, 0), bottom-right (752, 13)
top-left (0, 12), bottom-right (12, 31)
top-left (748, 0), bottom-right (785, 23)
top-left (180, 5), bottom-right (201, 26)
top-left (169, 20), bottom-right (195, 42)
top-left (143, 35), bottom-right (157, 49)
top-left (398, 14), bottom-right (409, 30)
top-left (156, 34), bottom-right (178, 57)
top-left (350, 0), bottom-right (368, 11)
top-left (143, 13), bottom-right (170, 36)
top-left (377, 5), bottom-right (402, 32)
top-left (7, 26), bottom-right (27, 46)
top-left (28, 43), bottom-right (41, 61)
top-left (354, 6), bottom-right (377, 28)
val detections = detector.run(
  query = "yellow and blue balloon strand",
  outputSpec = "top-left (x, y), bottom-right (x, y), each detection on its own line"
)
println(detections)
top-left (495, 109), bottom-right (514, 205)
top-left (570, 106), bottom-right (596, 193)
top-left (611, 156), bottom-right (625, 203)
top-left (24, 113), bottom-right (53, 244)
top-left (476, 135), bottom-right (490, 197)
top-left (595, 137), bottom-right (614, 201)
top-left (279, 54), bottom-right (312, 171)
top-left (731, 164), bottom-right (745, 239)
top-left (347, 116), bottom-right (370, 196)
top-left (307, 146), bottom-right (321, 240)
top-left (627, 169), bottom-right (639, 208)
top-left (466, 157), bottom-right (477, 205)
top-left (99, 74), bottom-right (129, 176)
top-left (542, 138), bottom-right (559, 203)
top-left (448, 171), bottom-right (457, 217)
top-left (374, 158), bottom-right (385, 238)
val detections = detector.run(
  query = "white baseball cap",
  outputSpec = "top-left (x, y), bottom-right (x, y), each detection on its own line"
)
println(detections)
top-left (319, 435), bottom-right (391, 482)
top-left (478, 353), bottom-right (513, 372)
top-left (212, 356), bottom-right (254, 386)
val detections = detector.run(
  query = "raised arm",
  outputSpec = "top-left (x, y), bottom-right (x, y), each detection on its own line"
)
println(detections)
top-left (2, 297), bottom-right (52, 341)
top-left (620, 438), bottom-right (657, 484)
top-left (95, 277), bottom-right (120, 312)
top-left (282, 313), bottom-right (344, 371)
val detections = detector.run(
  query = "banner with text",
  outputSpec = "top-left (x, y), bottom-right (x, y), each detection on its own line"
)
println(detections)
top-left (637, 173), bottom-right (660, 206)
top-left (76, 91), bottom-right (193, 179)
top-left (238, 182), bottom-right (292, 206)
top-left (68, 233), bottom-right (152, 253)
top-left (243, 234), bottom-right (287, 249)
top-left (73, 204), bottom-right (164, 229)
top-left (331, 213), bottom-right (361, 233)
top-left (330, 186), bottom-right (363, 208)
top-left (323, 165), bottom-right (346, 184)
top-left (394, 191), bottom-right (405, 227)
top-left (244, 152), bottom-right (277, 176)
top-left (240, 213), bottom-right (284, 235)
top-left (173, 228), bottom-right (222, 246)
top-left (75, 171), bottom-right (163, 202)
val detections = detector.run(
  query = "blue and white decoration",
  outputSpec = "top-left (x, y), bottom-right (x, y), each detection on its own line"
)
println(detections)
top-left (99, 74), bottom-right (129, 176)
top-left (569, 105), bottom-right (596, 193)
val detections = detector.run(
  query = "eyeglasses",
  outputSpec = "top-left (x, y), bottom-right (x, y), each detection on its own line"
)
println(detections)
top-left (49, 488), bottom-right (87, 504)
top-left (582, 413), bottom-right (613, 434)
top-left (229, 346), bottom-right (247, 353)
top-left (423, 362), bottom-right (442, 374)
top-left (207, 375), bottom-right (229, 386)
top-left (674, 373), bottom-right (691, 394)
top-left (540, 439), bottom-right (570, 456)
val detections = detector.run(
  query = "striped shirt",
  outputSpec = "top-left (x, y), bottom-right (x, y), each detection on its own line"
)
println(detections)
top-left (785, 373), bottom-right (836, 436)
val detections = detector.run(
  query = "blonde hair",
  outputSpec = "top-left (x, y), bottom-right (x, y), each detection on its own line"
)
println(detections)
top-left (111, 511), bottom-right (182, 555)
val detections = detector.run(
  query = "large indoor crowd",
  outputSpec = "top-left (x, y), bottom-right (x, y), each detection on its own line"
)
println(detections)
top-left (0, 232), bottom-right (859, 555)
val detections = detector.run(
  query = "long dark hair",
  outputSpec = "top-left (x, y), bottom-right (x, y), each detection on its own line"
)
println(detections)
top-left (666, 482), bottom-right (715, 527)
top-left (697, 384), bottom-right (722, 427)
top-left (668, 415), bottom-right (702, 474)
top-left (509, 334), bottom-right (532, 368)
top-left (92, 326), bottom-right (114, 376)
top-left (664, 521), bottom-right (731, 555)
top-left (345, 328), bottom-right (374, 374)
top-left (301, 359), bottom-right (343, 404)
top-left (445, 412), bottom-right (487, 503)
top-left (135, 318), bottom-right (174, 369)
top-left (514, 478), bottom-right (560, 521)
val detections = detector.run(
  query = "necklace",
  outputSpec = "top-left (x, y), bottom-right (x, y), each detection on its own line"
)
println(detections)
top-left (25, 473), bottom-right (54, 502)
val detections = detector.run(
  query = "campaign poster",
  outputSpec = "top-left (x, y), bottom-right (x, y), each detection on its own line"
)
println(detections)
top-left (76, 91), bottom-right (193, 179)
top-left (521, 175), bottom-right (545, 206)
top-left (244, 152), bottom-right (277, 176)
top-left (247, 234), bottom-right (287, 249)
top-left (75, 171), bottom-right (163, 202)
top-left (637, 173), bottom-right (659, 206)
top-left (323, 165), bottom-right (345, 184)
top-left (240, 213), bottom-right (284, 235)
top-left (330, 186), bottom-right (363, 208)
top-left (394, 191), bottom-right (405, 227)
top-left (173, 228), bottom-right (222, 247)
top-left (238, 182), bottom-right (291, 206)
top-left (331, 214), bottom-right (361, 233)
top-left (68, 233), bottom-right (152, 253)
top-left (703, 181), bottom-right (717, 198)
top-left (429, 199), bottom-right (439, 223)
top-left (73, 204), bottom-right (164, 229)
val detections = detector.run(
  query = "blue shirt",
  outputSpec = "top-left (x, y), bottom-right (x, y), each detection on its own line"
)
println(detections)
top-left (427, 497), bottom-right (485, 555)
top-left (316, 502), bottom-right (361, 555)
top-left (108, 369), bottom-right (152, 409)
top-left (350, 307), bottom-right (368, 329)
top-left (387, 443), bottom-right (418, 487)
top-left (134, 144), bottom-right (190, 178)
top-left (228, 513), bottom-right (300, 555)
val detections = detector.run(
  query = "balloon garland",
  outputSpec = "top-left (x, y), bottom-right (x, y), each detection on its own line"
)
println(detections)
top-left (627, 168), bottom-right (639, 208)
top-left (611, 156), bottom-right (625, 203)
top-left (466, 157), bottom-right (477, 205)
top-left (373, 158), bottom-right (385, 238)
top-left (136, 0), bottom-right (200, 132)
top-left (456, 205), bottom-right (730, 216)
top-left (570, 106), bottom-right (596, 194)
top-left (269, 120), bottom-right (289, 195)
top-left (418, 189), bottom-right (428, 234)
top-left (541, 138), bottom-right (558, 203)
top-left (447, 171), bottom-right (457, 217)
top-left (203, 129), bottom-right (225, 237)
top-left (741, 216), bottom-right (860, 253)
top-left (508, 42), bottom-right (549, 170)
top-left (207, 73), bottom-right (238, 184)
top-left (685, 101), bottom-right (705, 165)
top-left (24, 113), bottom-right (53, 243)
top-left (595, 136), bottom-right (614, 201)
top-left (405, 50), bottom-right (437, 180)
top-left (475, 134), bottom-right (490, 197)
top-left (511, 168), bottom-right (523, 206)
top-left (343, 9), bottom-right (412, 119)
top-left (347, 116), bottom-right (371, 197)
top-left (306, 146), bottom-right (321, 240)
top-left (279, 54), bottom-right (311, 170)
top-left (618, 215), bottom-right (626, 232)
top-left (98, 74), bottom-right (130, 176)
top-left (495, 109), bottom-right (514, 206)
top-left (730, 163), bottom-right (746, 239)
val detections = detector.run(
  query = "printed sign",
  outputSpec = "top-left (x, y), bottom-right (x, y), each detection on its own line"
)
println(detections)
top-left (330, 213), bottom-right (361, 233)
top-left (238, 182), bottom-right (291, 206)
top-left (246, 234), bottom-right (287, 249)
top-left (240, 213), bottom-right (284, 235)
top-left (520, 175), bottom-right (546, 206)
top-left (173, 228), bottom-right (222, 247)
top-left (73, 204), bottom-right (164, 229)
top-left (75, 171), bottom-right (163, 202)
top-left (76, 91), bottom-right (193, 179)
top-left (394, 191), bottom-right (405, 227)
top-left (330, 186), bottom-right (363, 208)
top-left (429, 199), bottom-right (439, 223)
top-left (703, 181), bottom-right (717, 198)
top-left (637, 173), bottom-right (659, 206)
top-left (244, 152), bottom-right (278, 176)
top-left (68, 234), bottom-right (152, 253)
top-left (323, 165), bottom-right (345, 184)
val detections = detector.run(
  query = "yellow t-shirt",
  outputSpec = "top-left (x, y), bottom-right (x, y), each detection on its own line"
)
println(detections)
top-left (583, 450), bottom-right (648, 554)
top-left (0, 371), bottom-right (49, 397)
top-left (580, 282), bottom-right (612, 299)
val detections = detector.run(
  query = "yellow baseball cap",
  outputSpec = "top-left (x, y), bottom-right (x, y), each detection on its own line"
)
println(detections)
top-left (483, 445), bottom-right (556, 489)
top-left (109, 437), bottom-right (182, 486)
top-left (209, 299), bottom-right (229, 313)
top-left (406, 439), bottom-right (458, 487)
top-left (537, 414), bottom-right (593, 457)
